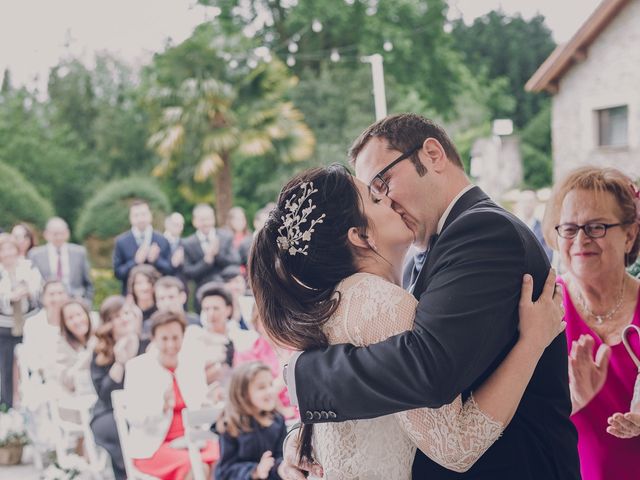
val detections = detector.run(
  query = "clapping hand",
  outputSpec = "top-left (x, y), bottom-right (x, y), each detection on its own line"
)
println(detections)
top-left (204, 237), bottom-right (220, 263)
top-left (147, 243), bottom-right (161, 263)
top-left (135, 244), bottom-right (149, 264)
top-left (253, 451), bottom-right (275, 479)
top-left (569, 334), bottom-right (611, 413)
top-left (114, 334), bottom-right (139, 365)
top-left (171, 247), bottom-right (184, 268)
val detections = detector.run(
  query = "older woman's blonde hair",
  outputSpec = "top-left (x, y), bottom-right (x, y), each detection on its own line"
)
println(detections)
top-left (542, 166), bottom-right (640, 266)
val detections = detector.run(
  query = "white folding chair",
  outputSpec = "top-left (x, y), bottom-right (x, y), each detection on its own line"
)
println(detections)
top-left (49, 393), bottom-right (108, 480)
top-left (111, 390), bottom-right (159, 480)
top-left (181, 404), bottom-right (224, 480)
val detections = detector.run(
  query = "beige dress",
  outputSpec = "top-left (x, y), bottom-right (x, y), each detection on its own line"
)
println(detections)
top-left (313, 273), bottom-right (504, 479)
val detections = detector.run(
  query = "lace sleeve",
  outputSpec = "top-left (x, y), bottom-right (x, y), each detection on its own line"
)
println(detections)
top-left (395, 394), bottom-right (504, 473)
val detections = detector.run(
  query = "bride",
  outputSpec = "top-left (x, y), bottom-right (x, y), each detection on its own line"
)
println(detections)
top-left (249, 164), bottom-right (564, 479)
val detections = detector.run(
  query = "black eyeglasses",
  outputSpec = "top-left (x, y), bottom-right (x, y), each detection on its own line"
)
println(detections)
top-left (555, 222), bottom-right (628, 239)
top-left (368, 143), bottom-right (423, 196)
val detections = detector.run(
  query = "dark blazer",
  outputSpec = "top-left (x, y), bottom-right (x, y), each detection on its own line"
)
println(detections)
top-left (29, 243), bottom-right (94, 303)
top-left (215, 414), bottom-right (286, 480)
top-left (293, 187), bottom-right (580, 480)
top-left (112, 230), bottom-right (173, 293)
top-left (182, 229), bottom-right (240, 292)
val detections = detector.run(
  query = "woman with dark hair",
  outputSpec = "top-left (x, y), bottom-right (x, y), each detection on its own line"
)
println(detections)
top-left (54, 299), bottom-right (96, 395)
top-left (90, 295), bottom-right (147, 480)
top-left (249, 165), bottom-right (565, 478)
top-left (11, 223), bottom-right (37, 258)
top-left (126, 264), bottom-right (160, 337)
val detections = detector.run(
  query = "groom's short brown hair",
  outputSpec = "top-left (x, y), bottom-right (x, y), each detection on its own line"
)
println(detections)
top-left (348, 113), bottom-right (463, 172)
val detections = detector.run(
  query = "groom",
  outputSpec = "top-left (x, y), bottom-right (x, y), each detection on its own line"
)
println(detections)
top-left (282, 114), bottom-right (580, 479)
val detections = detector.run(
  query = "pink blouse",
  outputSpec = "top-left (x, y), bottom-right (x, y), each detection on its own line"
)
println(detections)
top-left (559, 277), bottom-right (640, 480)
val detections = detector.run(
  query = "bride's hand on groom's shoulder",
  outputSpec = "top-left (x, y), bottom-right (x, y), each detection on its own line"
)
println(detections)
top-left (518, 269), bottom-right (567, 353)
top-left (280, 428), bottom-right (324, 479)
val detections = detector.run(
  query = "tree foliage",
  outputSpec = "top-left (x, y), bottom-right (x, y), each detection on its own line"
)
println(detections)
top-left (75, 177), bottom-right (171, 241)
top-left (450, 11), bottom-right (555, 128)
top-left (0, 161), bottom-right (55, 230)
top-left (145, 23), bottom-right (315, 223)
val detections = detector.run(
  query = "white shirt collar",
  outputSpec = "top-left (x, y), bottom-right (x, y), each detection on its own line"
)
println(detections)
top-left (132, 226), bottom-right (153, 241)
top-left (196, 229), bottom-right (216, 242)
top-left (436, 184), bottom-right (475, 235)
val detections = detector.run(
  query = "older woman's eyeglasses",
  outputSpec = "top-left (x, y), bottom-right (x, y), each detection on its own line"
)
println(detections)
top-left (555, 222), bottom-right (628, 239)
top-left (368, 144), bottom-right (423, 196)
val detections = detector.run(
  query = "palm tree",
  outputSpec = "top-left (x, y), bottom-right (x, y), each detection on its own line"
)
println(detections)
top-left (148, 58), bottom-right (315, 224)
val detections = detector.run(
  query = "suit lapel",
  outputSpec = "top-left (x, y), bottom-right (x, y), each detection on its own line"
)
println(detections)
top-left (411, 186), bottom-right (491, 298)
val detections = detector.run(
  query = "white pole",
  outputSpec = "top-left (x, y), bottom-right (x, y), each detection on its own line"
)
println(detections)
top-left (361, 54), bottom-right (387, 120)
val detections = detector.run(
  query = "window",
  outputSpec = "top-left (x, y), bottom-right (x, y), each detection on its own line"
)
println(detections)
top-left (597, 105), bottom-right (628, 147)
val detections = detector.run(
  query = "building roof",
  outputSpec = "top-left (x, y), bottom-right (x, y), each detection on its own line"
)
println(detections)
top-left (525, 0), bottom-right (630, 93)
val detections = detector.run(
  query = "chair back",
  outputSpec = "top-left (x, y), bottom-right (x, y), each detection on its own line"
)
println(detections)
top-left (111, 390), bottom-right (159, 480)
top-left (181, 404), bottom-right (224, 480)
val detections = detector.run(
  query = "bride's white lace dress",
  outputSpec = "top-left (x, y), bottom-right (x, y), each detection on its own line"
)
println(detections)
top-left (313, 273), bottom-right (504, 479)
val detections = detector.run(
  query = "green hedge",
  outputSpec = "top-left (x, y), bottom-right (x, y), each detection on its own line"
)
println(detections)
top-left (0, 161), bottom-right (55, 230)
top-left (76, 176), bottom-right (171, 240)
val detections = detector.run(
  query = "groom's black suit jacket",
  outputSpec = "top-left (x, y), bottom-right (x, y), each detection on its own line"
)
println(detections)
top-left (294, 187), bottom-right (580, 479)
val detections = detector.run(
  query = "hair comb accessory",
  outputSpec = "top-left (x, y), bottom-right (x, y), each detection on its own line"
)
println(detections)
top-left (276, 182), bottom-right (326, 256)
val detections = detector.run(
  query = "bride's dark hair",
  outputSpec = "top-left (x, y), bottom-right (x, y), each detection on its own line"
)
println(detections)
top-left (249, 163), bottom-right (371, 463)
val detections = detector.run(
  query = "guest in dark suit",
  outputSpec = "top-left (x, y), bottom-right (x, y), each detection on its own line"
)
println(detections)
top-left (163, 212), bottom-right (185, 274)
top-left (280, 114), bottom-right (580, 480)
top-left (182, 204), bottom-right (240, 308)
top-left (225, 206), bottom-right (253, 270)
top-left (112, 200), bottom-right (173, 294)
top-left (29, 217), bottom-right (94, 304)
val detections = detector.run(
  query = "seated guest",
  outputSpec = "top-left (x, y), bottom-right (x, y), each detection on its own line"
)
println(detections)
top-left (11, 223), bottom-right (37, 259)
top-left (22, 280), bottom-right (68, 378)
top-left (113, 200), bottom-right (173, 294)
top-left (125, 311), bottom-right (220, 479)
top-left (154, 276), bottom-right (200, 326)
top-left (198, 283), bottom-right (257, 355)
top-left (225, 206), bottom-right (253, 270)
top-left (127, 264), bottom-right (160, 338)
top-left (90, 296), bottom-right (147, 480)
top-left (183, 204), bottom-right (240, 309)
top-left (215, 361), bottom-right (287, 480)
top-left (235, 309), bottom-right (297, 420)
top-left (0, 233), bottom-right (42, 407)
top-left (29, 217), bottom-right (94, 304)
top-left (54, 299), bottom-right (97, 395)
top-left (220, 265), bottom-right (250, 330)
top-left (180, 285), bottom-right (234, 388)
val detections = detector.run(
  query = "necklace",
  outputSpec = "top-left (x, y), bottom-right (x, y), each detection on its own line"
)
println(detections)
top-left (577, 276), bottom-right (626, 324)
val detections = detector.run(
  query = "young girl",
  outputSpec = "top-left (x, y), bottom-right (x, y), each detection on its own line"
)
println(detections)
top-left (215, 362), bottom-right (287, 480)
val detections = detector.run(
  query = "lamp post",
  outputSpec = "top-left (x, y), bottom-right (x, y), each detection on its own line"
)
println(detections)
top-left (361, 53), bottom-right (387, 120)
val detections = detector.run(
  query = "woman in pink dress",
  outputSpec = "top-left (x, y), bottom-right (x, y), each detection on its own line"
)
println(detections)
top-left (124, 311), bottom-right (219, 480)
top-left (544, 167), bottom-right (640, 480)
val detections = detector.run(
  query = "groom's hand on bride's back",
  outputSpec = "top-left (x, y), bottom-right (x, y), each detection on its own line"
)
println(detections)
top-left (281, 427), bottom-right (324, 479)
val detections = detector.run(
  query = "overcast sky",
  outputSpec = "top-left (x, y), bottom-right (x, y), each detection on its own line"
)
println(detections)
top-left (0, 0), bottom-right (603, 89)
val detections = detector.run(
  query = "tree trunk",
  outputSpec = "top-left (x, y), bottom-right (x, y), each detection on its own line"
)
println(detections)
top-left (214, 153), bottom-right (233, 226)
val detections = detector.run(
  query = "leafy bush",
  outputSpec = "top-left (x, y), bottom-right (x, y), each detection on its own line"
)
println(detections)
top-left (75, 176), bottom-right (171, 241)
top-left (0, 161), bottom-right (55, 230)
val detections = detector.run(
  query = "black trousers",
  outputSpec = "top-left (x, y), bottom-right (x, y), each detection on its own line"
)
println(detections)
top-left (91, 411), bottom-right (126, 480)
top-left (0, 334), bottom-right (21, 408)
